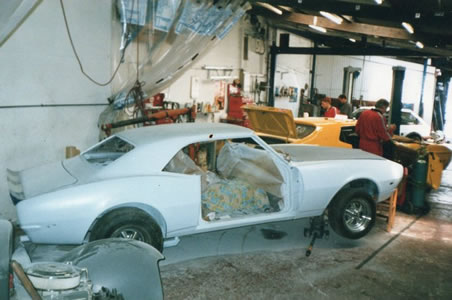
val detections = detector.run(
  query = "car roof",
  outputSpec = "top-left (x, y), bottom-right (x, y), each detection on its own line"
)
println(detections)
top-left (115, 122), bottom-right (254, 146)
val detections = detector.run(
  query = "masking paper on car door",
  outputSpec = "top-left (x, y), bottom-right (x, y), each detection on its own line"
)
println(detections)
top-left (217, 142), bottom-right (284, 197)
top-left (164, 150), bottom-right (221, 191)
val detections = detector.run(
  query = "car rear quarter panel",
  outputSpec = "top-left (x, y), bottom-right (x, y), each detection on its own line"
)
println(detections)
top-left (294, 159), bottom-right (402, 213)
top-left (295, 122), bottom-right (353, 148)
top-left (16, 173), bottom-right (201, 244)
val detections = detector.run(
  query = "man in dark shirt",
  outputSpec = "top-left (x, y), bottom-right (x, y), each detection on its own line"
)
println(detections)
top-left (338, 94), bottom-right (352, 118)
top-left (355, 99), bottom-right (395, 156)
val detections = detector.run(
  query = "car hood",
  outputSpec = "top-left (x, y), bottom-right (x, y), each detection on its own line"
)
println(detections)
top-left (243, 105), bottom-right (298, 139)
top-left (271, 144), bottom-right (384, 162)
top-left (7, 160), bottom-right (77, 201)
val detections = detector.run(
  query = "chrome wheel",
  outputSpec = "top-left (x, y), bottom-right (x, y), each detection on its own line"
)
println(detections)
top-left (343, 198), bottom-right (372, 233)
top-left (111, 226), bottom-right (146, 241)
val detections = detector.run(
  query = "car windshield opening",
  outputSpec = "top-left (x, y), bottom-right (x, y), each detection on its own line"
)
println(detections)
top-left (82, 136), bottom-right (134, 166)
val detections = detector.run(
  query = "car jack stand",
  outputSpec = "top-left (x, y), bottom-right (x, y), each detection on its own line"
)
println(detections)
top-left (304, 215), bottom-right (329, 257)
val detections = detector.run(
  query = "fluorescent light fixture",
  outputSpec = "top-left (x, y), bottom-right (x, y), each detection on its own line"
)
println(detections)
top-left (402, 22), bottom-right (414, 34)
top-left (349, 38), bottom-right (356, 43)
top-left (320, 11), bottom-right (343, 24)
top-left (309, 25), bottom-right (327, 33)
top-left (415, 41), bottom-right (424, 48)
top-left (374, 0), bottom-right (383, 4)
top-left (278, 6), bottom-right (294, 13)
top-left (256, 2), bottom-right (283, 15)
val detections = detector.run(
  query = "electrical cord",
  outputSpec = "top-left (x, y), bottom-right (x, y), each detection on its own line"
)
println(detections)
top-left (59, 0), bottom-right (133, 86)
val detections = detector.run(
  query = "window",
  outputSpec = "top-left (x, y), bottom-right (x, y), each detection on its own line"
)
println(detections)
top-left (296, 124), bottom-right (315, 139)
top-left (401, 112), bottom-right (419, 125)
top-left (82, 136), bottom-right (134, 166)
top-left (340, 126), bottom-right (359, 148)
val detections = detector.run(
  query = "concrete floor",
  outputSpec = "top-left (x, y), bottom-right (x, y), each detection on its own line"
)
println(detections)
top-left (159, 165), bottom-right (452, 299)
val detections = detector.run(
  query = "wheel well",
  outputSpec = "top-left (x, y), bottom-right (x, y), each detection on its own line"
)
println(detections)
top-left (330, 179), bottom-right (378, 205)
top-left (84, 204), bottom-right (167, 241)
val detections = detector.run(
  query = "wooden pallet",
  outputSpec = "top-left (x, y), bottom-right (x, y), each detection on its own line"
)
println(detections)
top-left (376, 189), bottom-right (398, 232)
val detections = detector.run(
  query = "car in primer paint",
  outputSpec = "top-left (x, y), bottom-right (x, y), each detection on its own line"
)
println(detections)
top-left (8, 123), bottom-right (403, 251)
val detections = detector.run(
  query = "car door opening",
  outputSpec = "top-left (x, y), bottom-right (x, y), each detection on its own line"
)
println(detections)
top-left (164, 138), bottom-right (286, 221)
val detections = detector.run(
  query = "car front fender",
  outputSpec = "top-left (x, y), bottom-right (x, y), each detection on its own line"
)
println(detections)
top-left (295, 159), bottom-right (402, 213)
top-left (57, 239), bottom-right (164, 300)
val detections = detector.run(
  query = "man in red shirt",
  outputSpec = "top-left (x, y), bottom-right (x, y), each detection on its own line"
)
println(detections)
top-left (320, 97), bottom-right (339, 118)
top-left (355, 99), bottom-right (395, 156)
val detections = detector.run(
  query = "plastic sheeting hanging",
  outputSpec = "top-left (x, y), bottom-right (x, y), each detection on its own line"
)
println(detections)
top-left (112, 0), bottom-right (251, 98)
top-left (0, 0), bottom-right (42, 46)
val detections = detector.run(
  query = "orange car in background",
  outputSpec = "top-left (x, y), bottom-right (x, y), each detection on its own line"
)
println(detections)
top-left (243, 105), bottom-right (357, 148)
top-left (243, 105), bottom-right (451, 189)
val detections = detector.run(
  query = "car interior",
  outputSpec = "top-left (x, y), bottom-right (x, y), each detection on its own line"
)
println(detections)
top-left (164, 138), bottom-right (286, 221)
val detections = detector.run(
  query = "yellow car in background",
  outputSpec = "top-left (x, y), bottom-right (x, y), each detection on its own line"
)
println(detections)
top-left (243, 105), bottom-right (357, 148)
top-left (243, 105), bottom-right (451, 189)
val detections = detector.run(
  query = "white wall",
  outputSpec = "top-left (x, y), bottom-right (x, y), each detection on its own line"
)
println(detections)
top-left (0, 0), bottom-right (113, 220)
top-left (162, 19), bottom-right (268, 123)
top-left (274, 31), bottom-right (312, 116)
top-left (315, 55), bottom-right (436, 125)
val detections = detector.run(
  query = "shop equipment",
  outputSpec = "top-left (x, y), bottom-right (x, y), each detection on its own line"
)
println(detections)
top-left (304, 215), bottom-right (329, 257)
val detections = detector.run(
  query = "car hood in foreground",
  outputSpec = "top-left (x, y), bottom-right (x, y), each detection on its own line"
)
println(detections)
top-left (271, 144), bottom-right (384, 162)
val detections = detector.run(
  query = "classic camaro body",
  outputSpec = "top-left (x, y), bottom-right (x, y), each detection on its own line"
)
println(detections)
top-left (8, 123), bottom-right (403, 250)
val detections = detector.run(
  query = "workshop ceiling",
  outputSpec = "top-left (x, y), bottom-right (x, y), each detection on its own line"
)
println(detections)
top-left (249, 0), bottom-right (452, 74)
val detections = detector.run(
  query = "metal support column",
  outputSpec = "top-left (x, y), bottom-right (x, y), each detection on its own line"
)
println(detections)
top-left (390, 66), bottom-right (406, 135)
top-left (418, 58), bottom-right (428, 118)
top-left (309, 42), bottom-right (317, 100)
top-left (268, 43), bottom-right (277, 107)
top-left (342, 66), bottom-right (361, 102)
top-left (433, 75), bottom-right (451, 131)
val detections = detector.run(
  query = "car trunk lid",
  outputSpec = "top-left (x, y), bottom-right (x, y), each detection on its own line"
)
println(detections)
top-left (7, 161), bottom-right (77, 203)
top-left (242, 105), bottom-right (297, 139)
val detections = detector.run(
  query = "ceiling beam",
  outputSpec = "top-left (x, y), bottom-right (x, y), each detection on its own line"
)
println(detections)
top-left (280, 12), bottom-right (413, 40)
top-left (273, 46), bottom-right (424, 56)
top-left (271, 21), bottom-right (452, 57)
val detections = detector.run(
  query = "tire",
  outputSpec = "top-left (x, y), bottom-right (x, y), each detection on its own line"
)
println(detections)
top-left (90, 208), bottom-right (163, 252)
top-left (328, 188), bottom-right (376, 239)
top-left (406, 133), bottom-right (422, 141)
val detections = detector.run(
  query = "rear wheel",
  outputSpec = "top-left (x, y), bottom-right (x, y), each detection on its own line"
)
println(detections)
top-left (328, 188), bottom-right (376, 239)
top-left (90, 208), bottom-right (163, 252)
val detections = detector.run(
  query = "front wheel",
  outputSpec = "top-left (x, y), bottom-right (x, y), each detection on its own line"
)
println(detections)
top-left (328, 188), bottom-right (376, 239)
top-left (90, 208), bottom-right (164, 252)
